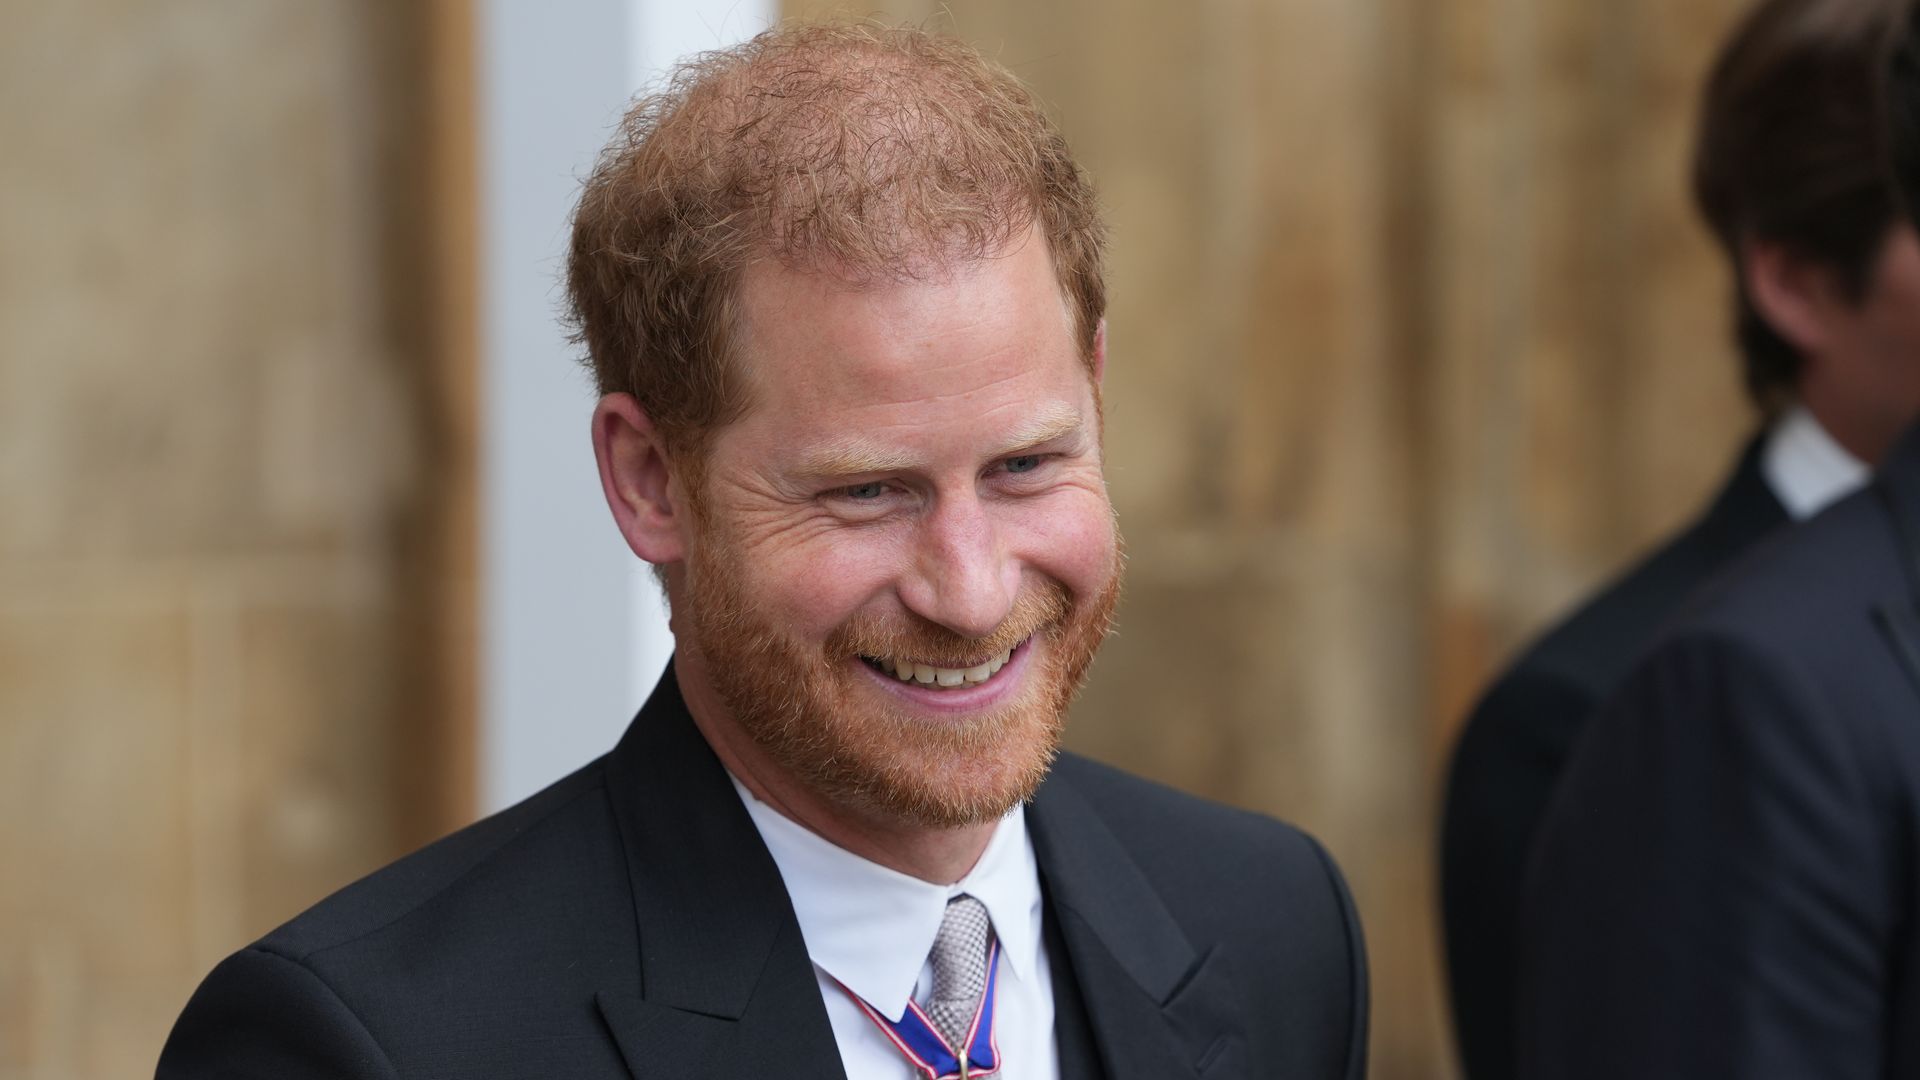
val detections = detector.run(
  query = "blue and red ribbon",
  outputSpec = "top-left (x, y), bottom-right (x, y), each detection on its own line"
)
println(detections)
top-left (841, 939), bottom-right (1002, 1080)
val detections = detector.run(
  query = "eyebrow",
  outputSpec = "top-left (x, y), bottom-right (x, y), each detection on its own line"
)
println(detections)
top-left (793, 403), bottom-right (1087, 479)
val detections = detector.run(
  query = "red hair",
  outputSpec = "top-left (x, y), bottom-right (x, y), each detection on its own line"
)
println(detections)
top-left (566, 22), bottom-right (1108, 459)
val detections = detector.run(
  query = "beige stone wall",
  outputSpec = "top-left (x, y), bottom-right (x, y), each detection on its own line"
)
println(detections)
top-left (1, 1), bottom-right (1766, 1076)
top-left (782, 2), bottom-right (1759, 1076)
top-left (0, 4), bottom-right (462, 1076)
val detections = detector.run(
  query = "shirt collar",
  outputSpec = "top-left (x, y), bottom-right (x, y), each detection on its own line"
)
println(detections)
top-left (729, 775), bottom-right (1045, 1023)
top-left (1762, 403), bottom-right (1869, 521)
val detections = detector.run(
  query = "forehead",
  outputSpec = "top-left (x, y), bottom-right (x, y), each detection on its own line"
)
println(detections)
top-left (728, 234), bottom-right (1090, 451)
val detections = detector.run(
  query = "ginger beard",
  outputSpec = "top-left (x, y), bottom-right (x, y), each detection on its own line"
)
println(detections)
top-left (681, 517), bottom-right (1123, 828)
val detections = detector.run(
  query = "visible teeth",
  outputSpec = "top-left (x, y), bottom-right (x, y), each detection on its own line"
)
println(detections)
top-left (871, 646), bottom-right (1018, 688)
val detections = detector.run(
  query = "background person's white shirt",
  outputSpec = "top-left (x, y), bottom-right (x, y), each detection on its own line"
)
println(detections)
top-left (1762, 404), bottom-right (1870, 520)
top-left (731, 776), bottom-right (1060, 1080)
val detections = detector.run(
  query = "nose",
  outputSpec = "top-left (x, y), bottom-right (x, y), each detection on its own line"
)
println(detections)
top-left (899, 491), bottom-right (1018, 640)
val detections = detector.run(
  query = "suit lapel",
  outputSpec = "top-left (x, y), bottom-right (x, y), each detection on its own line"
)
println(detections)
top-left (1872, 426), bottom-right (1920, 702)
top-left (1028, 767), bottom-right (1243, 1079)
top-left (594, 665), bottom-right (846, 1079)
top-left (1043, 894), bottom-right (1106, 1080)
top-left (589, 669), bottom-right (1248, 1077)
top-left (1874, 604), bottom-right (1920, 700)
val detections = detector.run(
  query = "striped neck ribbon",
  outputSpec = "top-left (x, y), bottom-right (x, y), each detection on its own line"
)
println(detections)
top-left (840, 939), bottom-right (1002, 1080)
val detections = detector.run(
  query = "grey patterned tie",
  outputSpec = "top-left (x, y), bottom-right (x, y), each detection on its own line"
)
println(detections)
top-left (924, 894), bottom-right (996, 1059)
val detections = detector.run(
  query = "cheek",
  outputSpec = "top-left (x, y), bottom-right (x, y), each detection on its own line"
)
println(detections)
top-left (1864, 303), bottom-right (1920, 370)
top-left (746, 527), bottom-right (906, 636)
top-left (1897, 306), bottom-right (1920, 352)
top-left (1000, 489), bottom-right (1117, 596)
top-left (1870, 247), bottom-right (1920, 351)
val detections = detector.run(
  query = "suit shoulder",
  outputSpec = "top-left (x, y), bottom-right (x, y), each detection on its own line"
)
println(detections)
top-left (1047, 754), bottom-right (1345, 897)
top-left (1444, 522), bottom-right (1721, 819)
top-left (1451, 481), bottom-right (1785, 784)
top-left (160, 945), bottom-right (398, 1080)
top-left (1676, 489), bottom-right (1897, 650)
top-left (1516, 515), bottom-right (1737, 697)
top-left (1050, 753), bottom-right (1304, 839)
top-left (1044, 754), bottom-right (1366, 1062)
top-left (255, 758), bottom-right (616, 963)
top-left (171, 758), bottom-right (642, 1076)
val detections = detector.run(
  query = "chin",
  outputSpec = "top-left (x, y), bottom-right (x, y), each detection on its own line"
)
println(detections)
top-left (783, 671), bottom-right (1065, 829)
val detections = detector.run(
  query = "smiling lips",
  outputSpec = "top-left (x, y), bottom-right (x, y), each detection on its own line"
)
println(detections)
top-left (861, 643), bottom-right (1018, 688)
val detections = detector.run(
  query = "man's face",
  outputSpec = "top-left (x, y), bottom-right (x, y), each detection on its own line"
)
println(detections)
top-left (675, 231), bottom-right (1121, 828)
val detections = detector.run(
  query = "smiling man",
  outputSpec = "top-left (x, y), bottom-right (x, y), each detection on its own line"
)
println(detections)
top-left (156, 24), bottom-right (1366, 1080)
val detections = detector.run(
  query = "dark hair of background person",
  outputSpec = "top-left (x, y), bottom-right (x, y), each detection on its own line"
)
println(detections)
top-left (1890, 1), bottom-right (1920, 213)
top-left (1693, 0), bottom-right (1906, 413)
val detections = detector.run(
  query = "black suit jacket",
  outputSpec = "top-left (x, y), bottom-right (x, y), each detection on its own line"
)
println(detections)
top-left (1517, 423), bottom-right (1920, 1078)
top-left (1439, 436), bottom-right (1787, 1080)
top-left (159, 666), bottom-right (1368, 1079)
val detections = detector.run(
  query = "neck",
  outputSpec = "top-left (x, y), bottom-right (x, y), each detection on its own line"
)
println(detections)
top-left (677, 659), bottom-right (997, 885)
top-left (1798, 370), bottom-right (1909, 467)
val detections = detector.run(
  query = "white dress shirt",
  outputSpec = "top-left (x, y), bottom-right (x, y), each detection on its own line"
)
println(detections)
top-left (1761, 404), bottom-right (1869, 521)
top-left (730, 776), bottom-right (1059, 1080)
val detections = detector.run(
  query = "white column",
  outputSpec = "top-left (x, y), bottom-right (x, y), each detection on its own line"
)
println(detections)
top-left (477, 0), bottom-right (774, 813)
top-left (621, 0), bottom-right (775, 714)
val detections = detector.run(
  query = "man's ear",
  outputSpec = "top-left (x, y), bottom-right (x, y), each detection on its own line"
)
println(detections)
top-left (592, 393), bottom-right (688, 566)
top-left (1745, 240), bottom-right (1844, 356)
top-left (1090, 318), bottom-right (1108, 386)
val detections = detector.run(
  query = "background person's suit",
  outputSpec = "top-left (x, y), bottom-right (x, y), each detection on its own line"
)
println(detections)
top-left (1439, 437), bottom-right (1786, 1080)
top-left (158, 667), bottom-right (1369, 1079)
top-left (1517, 424), bottom-right (1920, 1078)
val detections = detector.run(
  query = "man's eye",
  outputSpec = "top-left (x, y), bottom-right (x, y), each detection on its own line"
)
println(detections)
top-left (1004, 455), bottom-right (1044, 474)
top-left (842, 481), bottom-right (887, 500)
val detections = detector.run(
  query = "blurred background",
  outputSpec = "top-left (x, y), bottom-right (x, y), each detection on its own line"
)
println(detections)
top-left (0, 1), bottom-right (1761, 1076)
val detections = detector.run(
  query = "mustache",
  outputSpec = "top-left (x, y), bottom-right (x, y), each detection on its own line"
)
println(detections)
top-left (825, 579), bottom-right (1073, 668)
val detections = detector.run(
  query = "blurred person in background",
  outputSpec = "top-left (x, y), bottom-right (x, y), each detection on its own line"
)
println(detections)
top-left (1515, 4), bottom-right (1920, 1074)
top-left (1440, 1), bottom-right (1912, 1076)
top-left (156, 24), bottom-right (1368, 1080)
